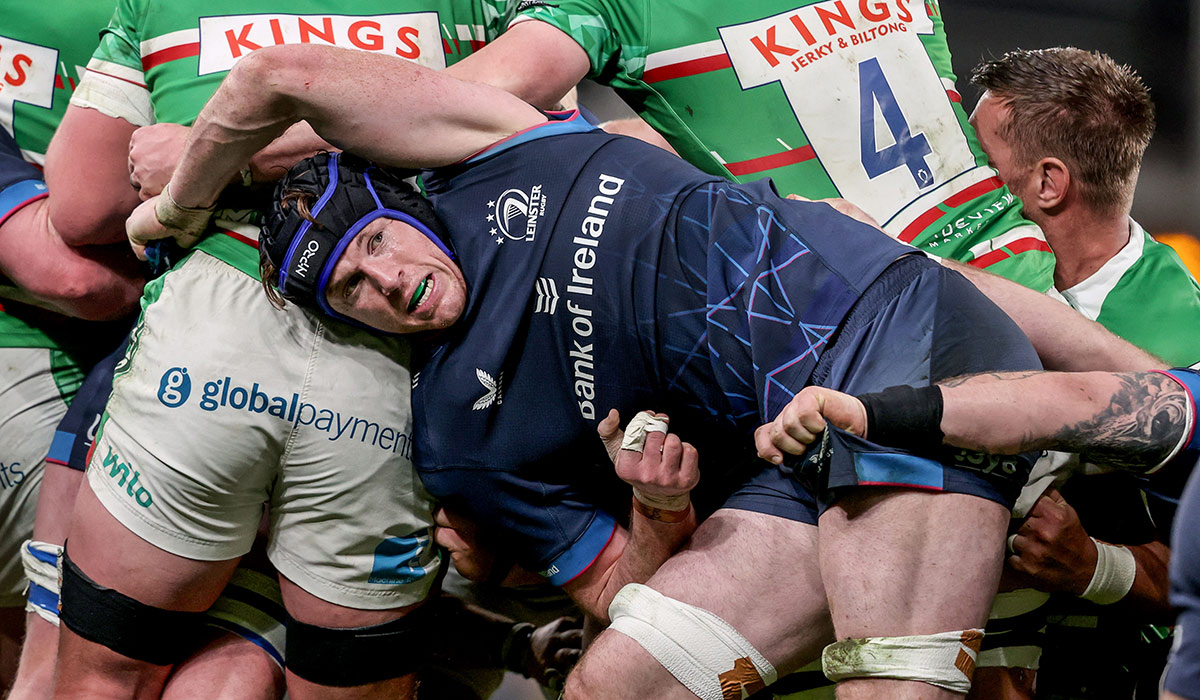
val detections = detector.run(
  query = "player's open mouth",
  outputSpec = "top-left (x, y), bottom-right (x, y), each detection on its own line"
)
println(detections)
top-left (408, 274), bottom-right (433, 313)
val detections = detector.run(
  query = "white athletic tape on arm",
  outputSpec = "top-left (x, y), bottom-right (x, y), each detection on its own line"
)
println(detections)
top-left (821, 629), bottom-right (984, 694)
top-left (21, 540), bottom-right (63, 626)
top-left (609, 584), bottom-right (777, 700)
top-left (620, 412), bottom-right (669, 453)
top-left (71, 69), bottom-right (154, 127)
top-left (1080, 539), bottom-right (1136, 605)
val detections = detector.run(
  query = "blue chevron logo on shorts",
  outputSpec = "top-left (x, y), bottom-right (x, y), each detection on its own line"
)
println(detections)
top-left (367, 530), bottom-right (438, 585)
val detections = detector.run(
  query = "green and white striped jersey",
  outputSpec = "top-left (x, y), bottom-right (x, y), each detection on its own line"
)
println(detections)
top-left (514, 0), bottom-right (1056, 289)
top-left (82, 0), bottom-right (522, 276)
top-left (1056, 220), bottom-right (1200, 367)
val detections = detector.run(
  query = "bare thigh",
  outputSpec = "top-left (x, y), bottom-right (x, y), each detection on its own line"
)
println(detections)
top-left (52, 486), bottom-right (240, 700)
top-left (567, 509), bottom-right (833, 700)
top-left (819, 488), bottom-right (1008, 700)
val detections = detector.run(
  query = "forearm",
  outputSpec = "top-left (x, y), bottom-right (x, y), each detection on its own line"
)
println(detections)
top-left (943, 260), bottom-right (1164, 372)
top-left (0, 200), bottom-right (143, 320)
top-left (169, 45), bottom-right (537, 209)
top-left (567, 508), bottom-right (696, 623)
top-left (1119, 541), bottom-right (1172, 619)
top-left (938, 371), bottom-right (1188, 469)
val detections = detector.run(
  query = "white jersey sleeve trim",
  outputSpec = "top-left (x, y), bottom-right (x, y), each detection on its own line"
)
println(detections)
top-left (70, 63), bottom-right (154, 127)
top-left (1056, 218), bottom-right (1144, 321)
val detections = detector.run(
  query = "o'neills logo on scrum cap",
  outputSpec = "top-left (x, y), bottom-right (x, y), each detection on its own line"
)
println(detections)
top-left (197, 13), bottom-right (447, 75)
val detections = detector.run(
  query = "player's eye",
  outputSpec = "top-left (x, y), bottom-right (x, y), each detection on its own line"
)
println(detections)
top-left (343, 274), bottom-right (362, 299)
top-left (369, 230), bottom-right (383, 253)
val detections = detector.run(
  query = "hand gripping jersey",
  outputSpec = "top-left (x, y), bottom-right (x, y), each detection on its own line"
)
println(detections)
top-left (513, 0), bottom-right (1055, 289)
top-left (413, 114), bottom-right (915, 585)
top-left (1055, 220), bottom-right (1200, 367)
top-left (83, 0), bottom-right (524, 278)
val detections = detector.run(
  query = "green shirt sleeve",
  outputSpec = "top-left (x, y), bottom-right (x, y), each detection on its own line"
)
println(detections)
top-left (90, 0), bottom-right (144, 71)
top-left (514, 0), bottom-right (647, 82)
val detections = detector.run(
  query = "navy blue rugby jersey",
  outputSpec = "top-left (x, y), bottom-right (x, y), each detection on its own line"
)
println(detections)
top-left (413, 112), bottom-right (913, 585)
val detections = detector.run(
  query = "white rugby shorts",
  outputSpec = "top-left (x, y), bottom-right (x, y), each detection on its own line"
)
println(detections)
top-left (88, 251), bottom-right (439, 610)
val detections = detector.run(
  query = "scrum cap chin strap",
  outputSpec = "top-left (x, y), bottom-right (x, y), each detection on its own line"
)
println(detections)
top-left (260, 151), bottom-right (453, 325)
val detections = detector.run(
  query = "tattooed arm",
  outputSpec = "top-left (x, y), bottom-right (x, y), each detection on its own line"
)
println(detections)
top-left (938, 371), bottom-right (1190, 470)
top-left (756, 371), bottom-right (1193, 473)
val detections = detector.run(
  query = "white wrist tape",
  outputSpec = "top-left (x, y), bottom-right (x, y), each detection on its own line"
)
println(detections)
top-left (21, 540), bottom-right (63, 626)
top-left (822, 629), bottom-right (984, 694)
top-left (1080, 539), bottom-right (1136, 605)
top-left (609, 584), bottom-right (777, 700)
top-left (151, 182), bottom-right (214, 245)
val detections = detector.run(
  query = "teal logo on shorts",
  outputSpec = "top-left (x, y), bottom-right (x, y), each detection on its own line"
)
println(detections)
top-left (99, 446), bottom-right (153, 508)
top-left (368, 530), bottom-right (437, 585)
top-left (157, 367), bottom-right (191, 408)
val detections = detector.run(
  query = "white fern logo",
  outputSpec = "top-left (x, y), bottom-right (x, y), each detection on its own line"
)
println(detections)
top-left (472, 368), bottom-right (503, 410)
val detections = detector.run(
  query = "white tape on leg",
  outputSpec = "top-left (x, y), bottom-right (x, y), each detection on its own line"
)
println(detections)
top-left (620, 412), bottom-right (670, 453)
top-left (821, 629), bottom-right (984, 693)
top-left (21, 540), bottom-right (63, 626)
top-left (608, 583), bottom-right (777, 700)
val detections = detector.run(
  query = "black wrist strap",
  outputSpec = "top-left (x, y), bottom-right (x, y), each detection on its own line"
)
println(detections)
top-left (856, 384), bottom-right (945, 452)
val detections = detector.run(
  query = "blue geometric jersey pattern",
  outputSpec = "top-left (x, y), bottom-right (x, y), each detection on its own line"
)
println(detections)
top-left (413, 112), bottom-right (910, 584)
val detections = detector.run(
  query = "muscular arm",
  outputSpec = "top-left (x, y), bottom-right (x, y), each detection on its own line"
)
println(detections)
top-left (164, 44), bottom-right (547, 210)
top-left (0, 200), bottom-right (143, 319)
top-left (44, 106), bottom-right (142, 246)
top-left (943, 260), bottom-right (1164, 372)
top-left (563, 505), bottom-right (697, 624)
top-left (445, 19), bottom-right (590, 110)
top-left (938, 371), bottom-right (1188, 470)
top-left (758, 371), bottom-right (1190, 473)
top-left (563, 411), bottom-right (699, 623)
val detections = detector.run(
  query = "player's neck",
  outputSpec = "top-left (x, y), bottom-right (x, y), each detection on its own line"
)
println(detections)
top-left (1043, 208), bottom-right (1131, 291)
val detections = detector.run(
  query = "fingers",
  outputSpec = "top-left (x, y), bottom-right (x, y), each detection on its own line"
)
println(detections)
top-left (597, 409), bottom-right (622, 464)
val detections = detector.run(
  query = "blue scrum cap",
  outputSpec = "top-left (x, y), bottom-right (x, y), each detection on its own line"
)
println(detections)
top-left (260, 151), bottom-right (454, 323)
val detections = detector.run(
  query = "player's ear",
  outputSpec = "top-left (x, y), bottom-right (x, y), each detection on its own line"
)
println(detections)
top-left (1031, 157), bottom-right (1070, 210)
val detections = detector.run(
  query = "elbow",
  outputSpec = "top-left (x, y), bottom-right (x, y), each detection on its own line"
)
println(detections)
top-left (48, 198), bottom-right (125, 247)
top-left (26, 257), bottom-right (145, 321)
top-left (42, 273), bottom-right (144, 321)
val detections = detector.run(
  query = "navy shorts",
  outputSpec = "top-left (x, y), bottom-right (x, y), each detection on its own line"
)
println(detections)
top-left (46, 332), bottom-right (130, 472)
top-left (723, 254), bottom-right (1043, 524)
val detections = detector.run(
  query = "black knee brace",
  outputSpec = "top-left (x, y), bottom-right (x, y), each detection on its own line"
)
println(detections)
top-left (59, 547), bottom-right (207, 665)
top-left (286, 603), bottom-right (436, 686)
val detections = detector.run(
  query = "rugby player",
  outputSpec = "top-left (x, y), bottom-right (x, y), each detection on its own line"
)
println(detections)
top-left (968, 47), bottom-right (1194, 698)
top-left (129, 44), bottom-right (1053, 699)
top-left (40, 2), bottom-right (609, 698)
top-left (759, 366), bottom-right (1200, 700)
top-left (472, 0), bottom-right (1056, 289)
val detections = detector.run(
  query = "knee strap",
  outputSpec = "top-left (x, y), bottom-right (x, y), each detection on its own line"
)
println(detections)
top-left (59, 547), bottom-right (206, 665)
top-left (22, 540), bottom-right (63, 626)
top-left (286, 603), bottom-right (435, 687)
top-left (821, 629), bottom-right (985, 694)
top-left (608, 583), bottom-right (777, 700)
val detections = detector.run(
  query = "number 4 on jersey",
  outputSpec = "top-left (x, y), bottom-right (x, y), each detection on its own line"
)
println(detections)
top-left (859, 57), bottom-right (934, 189)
